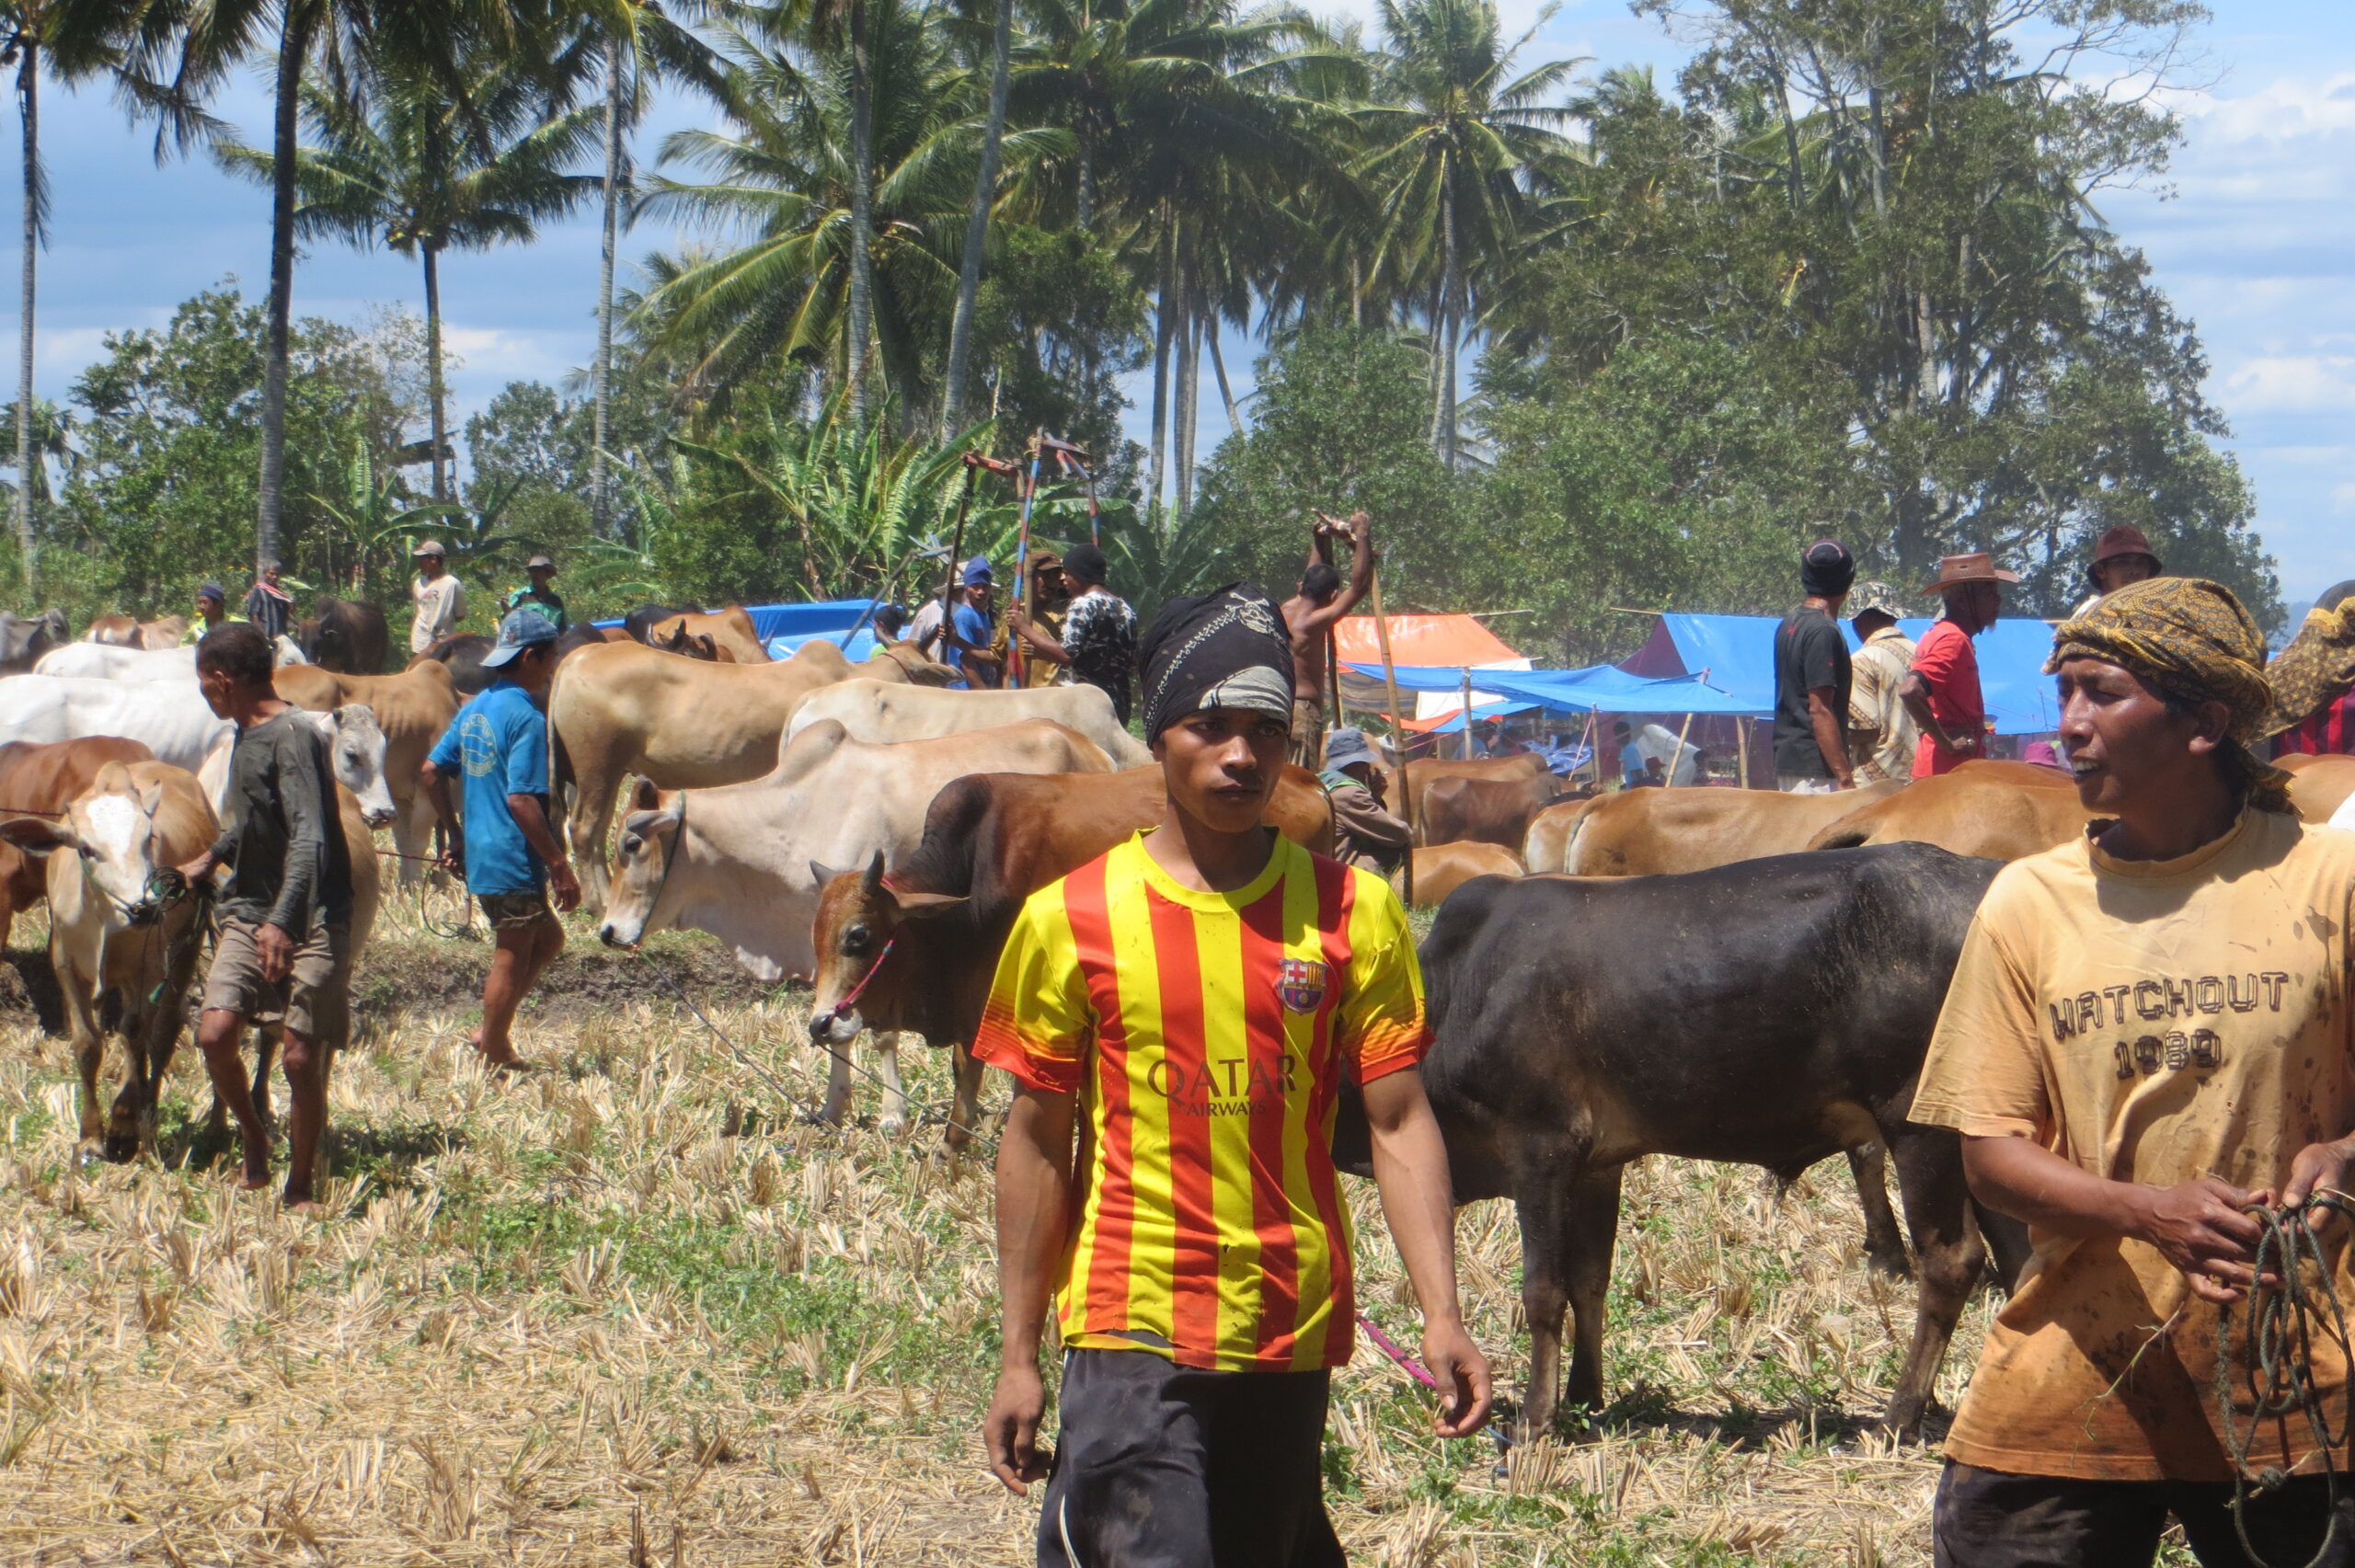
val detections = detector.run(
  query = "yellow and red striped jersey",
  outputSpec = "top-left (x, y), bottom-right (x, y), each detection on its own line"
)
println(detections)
top-left (974, 831), bottom-right (1430, 1373)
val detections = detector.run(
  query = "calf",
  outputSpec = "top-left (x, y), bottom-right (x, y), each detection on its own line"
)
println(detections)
top-left (1338, 845), bottom-right (2029, 1439)
top-left (0, 761), bottom-right (217, 1160)
top-left (805, 766), bottom-right (1336, 1149)
top-left (1420, 772), bottom-right (1556, 850)
top-left (0, 737), bottom-right (155, 944)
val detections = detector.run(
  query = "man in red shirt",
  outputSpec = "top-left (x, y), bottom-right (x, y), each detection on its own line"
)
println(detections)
top-left (1901, 551), bottom-right (2017, 778)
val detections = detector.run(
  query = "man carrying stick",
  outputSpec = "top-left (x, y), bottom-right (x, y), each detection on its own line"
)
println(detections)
top-left (981, 582), bottom-right (1490, 1567)
top-left (1281, 511), bottom-right (1374, 771)
top-left (1911, 577), bottom-right (2355, 1566)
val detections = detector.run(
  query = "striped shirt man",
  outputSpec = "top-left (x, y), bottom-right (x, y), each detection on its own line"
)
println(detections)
top-left (975, 830), bottom-right (1428, 1373)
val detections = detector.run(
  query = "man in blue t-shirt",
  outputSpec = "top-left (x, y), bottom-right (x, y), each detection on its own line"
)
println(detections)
top-left (422, 609), bottom-right (581, 1070)
top-left (948, 555), bottom-right (1004, 690)
top-left (1615, 719), bottom-right (1660, 789)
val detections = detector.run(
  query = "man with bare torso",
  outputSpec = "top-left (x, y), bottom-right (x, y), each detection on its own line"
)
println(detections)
top-left (1279, 511), bottom-right (1374, 770)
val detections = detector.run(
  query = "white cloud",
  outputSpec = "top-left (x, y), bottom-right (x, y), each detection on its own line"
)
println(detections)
top-left (2218, 354), bottom-right (2355, 415)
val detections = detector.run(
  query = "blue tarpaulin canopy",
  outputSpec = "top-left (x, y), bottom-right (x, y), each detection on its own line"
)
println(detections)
top-left (1620, 612), bottom-right (2062, 736)
top-left (594, 599), bottom-right (883, 661)
top-left (1344, 661), bottom-right (1761, 715)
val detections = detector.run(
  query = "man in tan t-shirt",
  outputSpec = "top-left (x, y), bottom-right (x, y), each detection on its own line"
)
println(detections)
top-left (410, 539), bottom-right (467, 655)
top-left (1912, 576), bottom-right (2355, 1567)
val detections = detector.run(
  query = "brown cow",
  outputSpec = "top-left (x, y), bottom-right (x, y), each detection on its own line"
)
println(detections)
top-left (1419, 772), bottom-right (1557, 850)
top-left (2285, 754), bottom-right (2355, 824)
top-left (275, 660), bottom-right (461, 881)
top-left (550, 638), bottom-right (894, 911)
top-left (1808, 761), bottom-right (2097, 861)
top-left (86, 613), bottom-right (184, 651)
top-left (805, 765), bottom-right (1335, 1150)
top-left (0, 737), bottom-right (155, 944)
top-left (1386, 752), bottom-right (1553, 829)
top-left (1562, 781), bottom-right (1905, 876)
top-left (1395, 841), bottom-right (1522, 908)
top-left (650, 607), bottom-right (769, 664)
top-left (0, 761), bottom-right (216, 1160)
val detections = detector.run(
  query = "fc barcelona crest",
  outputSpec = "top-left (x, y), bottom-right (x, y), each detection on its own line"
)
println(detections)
top-left (1276, 958), bottom-right (1328, 1013)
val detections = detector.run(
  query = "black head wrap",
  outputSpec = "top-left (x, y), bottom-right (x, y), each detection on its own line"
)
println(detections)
top-left (1139, 582), bottom-right (1295, 742)
top-left (1800, 539), bottom-right (1855, 599)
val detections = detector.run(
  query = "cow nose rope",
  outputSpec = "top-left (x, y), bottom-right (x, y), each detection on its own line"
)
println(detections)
top-left (1358, 1308), bottom-right (1514, 1457)
top-left (2217, 1190), bottom-right (2355, 1568)
top-left (808, 936), bottom-right (895, 1035)
top-left (626, 942), bottom-right (995, 1153)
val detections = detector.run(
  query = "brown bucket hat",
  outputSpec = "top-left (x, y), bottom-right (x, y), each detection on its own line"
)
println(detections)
top-left (1921, 551), bottom-right (2021, 594)
top-left (2090, 524), bottom-right (2163, 571)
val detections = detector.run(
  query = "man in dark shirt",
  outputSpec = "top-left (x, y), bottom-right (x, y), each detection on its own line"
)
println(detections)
top-left (177, 623), bottom-right (354, 1207)
top-left (1007, 543), bottom-right (1138, 722)
top-left (1772, 539), bottom-right (1857, 794)
top-left (502, 554), bottom-right (569, 633)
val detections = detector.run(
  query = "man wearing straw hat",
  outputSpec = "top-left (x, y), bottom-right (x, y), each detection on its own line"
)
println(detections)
top-left (980, 583), bottom-right (1489, 1567)
top-left (1911, 577), bottom-right (2355, 1565)
top-left (1902, 550), bottom-right (2017, 778)
top-left (1844, 581), bottom-right (1919, 785)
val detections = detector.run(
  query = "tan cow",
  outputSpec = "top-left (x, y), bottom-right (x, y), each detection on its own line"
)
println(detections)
top-left (1808, 761), bottom-right (2096, 861)
top-left (0, 761), bottom-right (216, 1160)
top-left (1385, 753), bottom-right (1554, 830)
top-left (550, 638), bottom-right (902, 911)
top-left (275, 660), bottom-right (460, 882)
top-left (1395, 841), bottom-right (1523, 909)
top-left (786, 678), bottom-right (1155, 768)
top-left (1420, 772), bottom-right (1557, 850)
top-left (2286, 754), bottom-right (2355, 824)
top-left (0, 737), bottom-right (155, 944)
top-left (1562, 781), bottom-right (1905, 876)
top-left (1522, 795), bottom-right (1599, 875)
top-left (650, 607), bottom-right (769, 663)
top-left (596, 718), bottom-right (1114, 1131)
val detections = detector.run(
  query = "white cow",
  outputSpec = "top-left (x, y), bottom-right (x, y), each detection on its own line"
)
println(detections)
top-left (193, 704), bottom-right (401, 830)
top-left (786, 678), bottom-right (1153, 767)
top-left (0, 676), bottom-right (231, 773)
top-left (34, 637), bottom-right (304, 681)
top-left (594, 717), bottom-right (1113, 1130)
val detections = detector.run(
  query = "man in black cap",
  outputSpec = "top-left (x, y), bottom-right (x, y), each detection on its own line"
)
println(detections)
top-left (980, 582), bottom-right (1490, 1568)
top-left (503, 555), bottom-right (568, 633)
top-left (1772, 539), bottom-right (1856, 793)
top-left (1006, 542), bottom-right (1137, 722)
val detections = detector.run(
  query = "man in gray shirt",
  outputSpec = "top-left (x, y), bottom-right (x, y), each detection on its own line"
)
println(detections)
top-left (177, 623), bottom-right (353, 1207)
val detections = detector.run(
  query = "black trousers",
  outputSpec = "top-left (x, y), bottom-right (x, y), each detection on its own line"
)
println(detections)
top-left (1936, 1460), bottom-right (2355, 1568)
top-left (1037, 1348), bottom-right (1345, 1568)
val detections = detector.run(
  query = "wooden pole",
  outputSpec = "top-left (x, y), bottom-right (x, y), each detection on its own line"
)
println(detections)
top-left (1576, 706), bottom-right (1595, 786)
top-left (1009, 432), bottom-right (1042, 686)
top-left (1460, 667), bottom-right (1475, 760)
top-left (1366, 567), bottom-right (1416, 901)
top-left (1666, 668), bottom-right (1706, 787)
top-left (929, 458), bottom-right (982, 660)
top-left (1737, 715), bottom-right (1751, 789)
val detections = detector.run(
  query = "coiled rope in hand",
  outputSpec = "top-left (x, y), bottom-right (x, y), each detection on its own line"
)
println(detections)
top-left (2217, 1190), bottom-right (2355, 1568)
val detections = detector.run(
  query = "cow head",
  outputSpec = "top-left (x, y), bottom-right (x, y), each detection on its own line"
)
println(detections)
top-left (653, 623), bottom-right (721, 663)
top-left (598, 777), bottom-right (683, 949)
top-left (0, 762), bottom-right (176, 930)
top-left (318, 704), bottom-right (397, 828)
top-left (0, 609), bottom-right (66, 672)
top-left (806, 852), bottom-right (963, 1047)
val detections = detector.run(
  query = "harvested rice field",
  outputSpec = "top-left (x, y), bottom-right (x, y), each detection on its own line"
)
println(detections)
top-left (0, 887), bottom-right (2018, 1567)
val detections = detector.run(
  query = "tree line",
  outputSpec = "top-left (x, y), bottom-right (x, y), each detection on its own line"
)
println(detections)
top-left (2, 0), bottom-right (2280, 657)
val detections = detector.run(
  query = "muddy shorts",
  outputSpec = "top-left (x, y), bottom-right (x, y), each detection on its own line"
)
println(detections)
top-left (1934, 1460), bottom-right (2355, 1568)
top-left (1036, 1347), bottom-right (1341, 1568)
top-left (1289, 699), bottom-right (1325, 770)
top-left (201, 919), bottom-right (350, 1038)
top-left (476, 890), bottom-right (556, 932)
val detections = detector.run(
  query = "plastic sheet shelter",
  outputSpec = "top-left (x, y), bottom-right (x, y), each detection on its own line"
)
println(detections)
top-left (1331, 613), bottom-right (1533, 720)
top-left (1619, 612), bottom-right (2063, 736)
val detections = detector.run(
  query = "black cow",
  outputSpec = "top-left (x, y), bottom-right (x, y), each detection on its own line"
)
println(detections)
top-left (301, 597), bottom-right (390, 673)
top-left (0, 608), bottom-right (67, 672)
top-left (1338, 844), bottom-right (2030, 1440)
top-left (622, 602), bottom-right (696, 644)
top-left (413, 632), bottom-right (497, 695)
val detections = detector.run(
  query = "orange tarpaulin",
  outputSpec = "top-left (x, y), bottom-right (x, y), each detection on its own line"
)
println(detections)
top-left (1330, 613), bottom-right (1523, 668)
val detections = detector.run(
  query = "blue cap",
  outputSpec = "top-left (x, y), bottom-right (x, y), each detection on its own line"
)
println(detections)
top-left (482, 606), bottom-right (561, 667)
top-left (960, 555), bottom-right (993, 587)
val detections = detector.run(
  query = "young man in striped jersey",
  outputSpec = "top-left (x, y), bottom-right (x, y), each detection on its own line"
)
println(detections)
top-left (978, 582), bottom-right (1491, 1568)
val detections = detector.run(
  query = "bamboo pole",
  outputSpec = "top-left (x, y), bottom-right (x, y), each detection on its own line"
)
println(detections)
top-left (1666, 668), bottom-right (1706, 787)
top-left (1008, 432), bottom-right (1042, 686)
top-left (1366, 567), bottom-right (1416, 903)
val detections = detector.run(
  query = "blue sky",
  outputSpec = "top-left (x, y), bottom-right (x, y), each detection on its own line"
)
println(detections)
top-left (18, 0), bottom-right (2354, 604)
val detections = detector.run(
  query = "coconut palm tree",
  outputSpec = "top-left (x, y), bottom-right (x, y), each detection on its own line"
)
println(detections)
top-left (638, 0), bottom-right (1055, 420)
top-left (117, 0), bottom-right (548, 569)
top-left (1355, 0), bottom-right (1576, 468)
top-left (217, 55), bottom-right (603, 500)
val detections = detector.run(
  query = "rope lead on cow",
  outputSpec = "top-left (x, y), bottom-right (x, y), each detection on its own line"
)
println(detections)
top-left (2216, 1190), bottom-right (2355, 1568)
